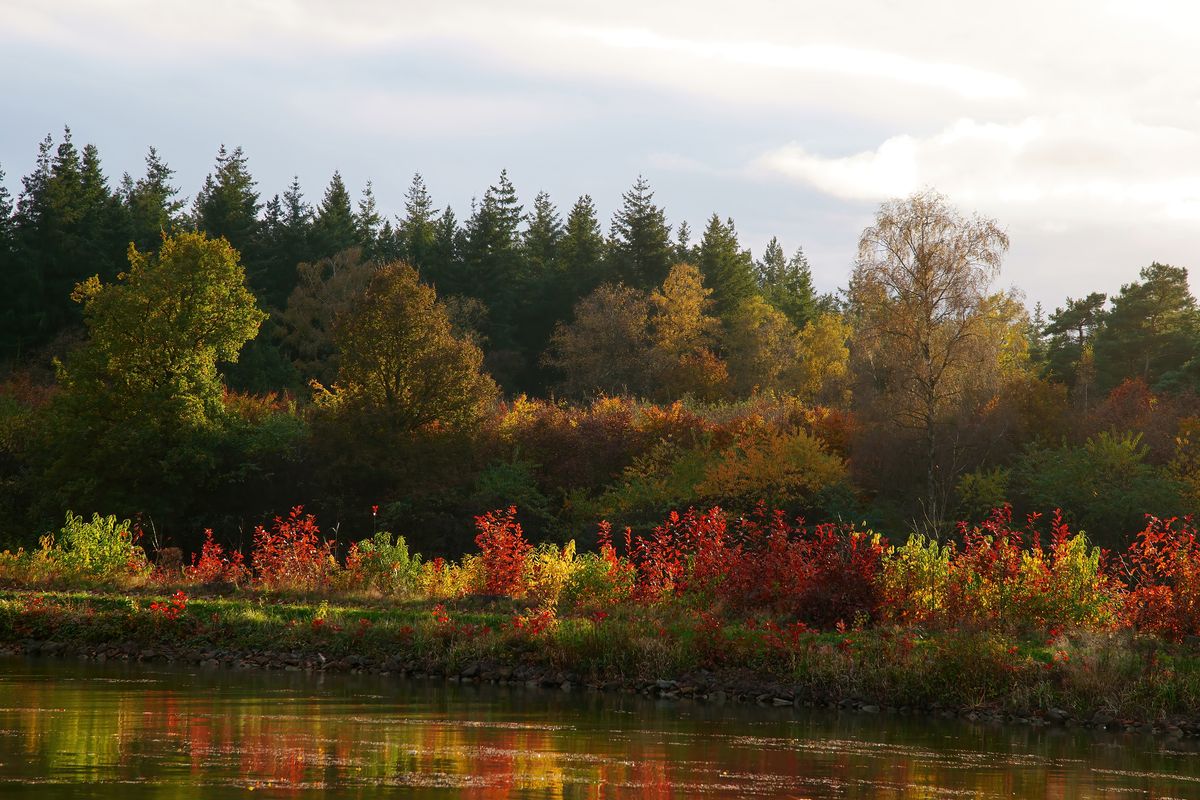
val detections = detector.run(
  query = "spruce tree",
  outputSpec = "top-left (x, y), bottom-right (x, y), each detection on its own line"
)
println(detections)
top-left (355, 181), bottom-right (383, 259)
top-left (462, 170), bottom-right (524, 309)
top-left (426, 205), bottom-right (463, 294)
top-left (398, 173), bottom-right (437, 272)
top-left (757, 236), bottom-right (818, 328)
top-left (697, 214), bottom-right (758, 320)
top-left (311, 171), bottom-right (358, 259)
top-left (559, 194), bottom-right (607, 300)
top-left (608, 176), bottom-right (672, 289)
top-left (674, 220), bottom-right (696, 264)
top-left (192, 145), bottom-right (261, 257)
top-left (523, 190), bottom-right (563, 277)
top-left (124, 147), bottom-right (185, 253)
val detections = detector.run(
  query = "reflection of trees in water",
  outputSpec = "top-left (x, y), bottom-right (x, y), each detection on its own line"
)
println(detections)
top-left (0, 676), bottom-right (1197, 798)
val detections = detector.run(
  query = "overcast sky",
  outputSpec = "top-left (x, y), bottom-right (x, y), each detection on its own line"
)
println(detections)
top-left (3, 0), bottom-right (1200, 308)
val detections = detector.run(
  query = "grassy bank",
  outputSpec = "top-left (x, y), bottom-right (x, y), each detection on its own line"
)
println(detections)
top-left (3, 586), bottom-right (1199, 734)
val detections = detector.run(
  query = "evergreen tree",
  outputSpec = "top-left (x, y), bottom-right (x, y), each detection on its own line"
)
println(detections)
top-left (398, 173), bottom-right (437, 272)
top-left (608, 176), bottom-right (672, 289)
top-left (522, 190), bottom-right (562, 276)
top-left (355, 181), bottom-right (383, 259)
top-left (559, 194), bottom-right (607, 300)
top-left (757, 237), bottom-right (818, 328)
top-left (673, 220), bottom-right (696, 264)
top-left (311, 171), bottom-right (357, 259)
top-left (426, 205), bottom-right (463, 294)
top-left (123, 147), bottom-right (184, 253)
top-left (192, 145), bottom-right (260, 257)
top-left (1043, 292), bottom-right (1107, 388)
top-left (1094, 263), bottom-right (1200, 390)
top-left (6, 129), bottom-right (129, 356)
top-left (462, 170), bottom-right (524, 311)
top-left (697, 214), bottom-right (757, 319)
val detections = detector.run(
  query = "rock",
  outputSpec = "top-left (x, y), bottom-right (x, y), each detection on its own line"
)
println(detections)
top-left (860, 704), bottom-right (880, 714)
top-left (655, 679), bottom-right (677, 691)
top-left (1046, 708), bottom-right (1070, 724)
top-left (461, 662), bottom-right (480, 679)
top-left (772, 697), bottom-right (793, 707)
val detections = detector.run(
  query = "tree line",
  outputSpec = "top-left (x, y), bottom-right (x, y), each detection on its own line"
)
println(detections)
top-left (2, 127), bottom-right (1200, 554)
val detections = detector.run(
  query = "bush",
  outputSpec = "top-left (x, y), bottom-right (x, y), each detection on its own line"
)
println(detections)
top-left (1124, 515), bottom-right (1200, 639)
top-left (344, 531), bottom-right (422, 596)
top-left (473, 507), bottom-right (531, 596)
top-left (49, 511), bottom-right (149, 581)
top-left (251, 506), bottom-right (336, 591)
top-left (183, 529), bottom-right (250, 585)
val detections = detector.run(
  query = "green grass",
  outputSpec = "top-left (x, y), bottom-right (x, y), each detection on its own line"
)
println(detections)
top-left (1, 587), bottom-right (1198, 724)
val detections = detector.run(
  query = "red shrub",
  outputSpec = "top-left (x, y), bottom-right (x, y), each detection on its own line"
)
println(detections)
top-left (474, 507), bottom-right (531, 596)
top-left (1124, 516), bottom-right (1200, 639)
top-left (251, 507), bottom-right (335, 591)
top-left (184, 529), bottom-right (250, 585)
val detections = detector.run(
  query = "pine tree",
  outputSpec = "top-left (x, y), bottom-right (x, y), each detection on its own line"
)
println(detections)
top-left (192, 145), bottom-right (261, 257)
top-left (608, 176), bottom-right (672, 289)
top-left (697, 214), bottom-right (758, 319)
top-left (6, 129), bottom-right (129, 355)
top-left (1094, 263), bottom-right (1200, 390)
top-left (311, 171), bottom-right (358, 259)
top-left (559, 194), bottom-right (607, 300)
top-left (523, 190), bottom-right (562, 276)
top-left (124, 147), bottom-right (185, 253)
top-left (398, 173), bottom-right (437, 272)
top-left (426, 205), bottom-right (463, 294)
top-left (355, 181), bottom-right (382, 259)
top-left (674, 220), bottom-right (695, 264)
top-left (462, 170), bottom-right (524, 308)
top-left (757, 237), bottom-right (818, 328)
top-left (1043, 292), bottom-right (1108, 388)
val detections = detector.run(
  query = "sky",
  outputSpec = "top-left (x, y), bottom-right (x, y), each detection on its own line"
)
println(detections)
top-left (3, 0), bottom-right (1200, 309)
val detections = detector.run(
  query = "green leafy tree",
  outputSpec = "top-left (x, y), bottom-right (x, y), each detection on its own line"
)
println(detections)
top-left (697, 214), bottom-right (758, 320)
top-left (43, 232), bottom-right (265, 519)
top-left (315, 261), bottom-right (497, 434)
top-left (608, 176), bottom-right (672, 289)
top-left (1094, 263), bottom-right (1200, 391)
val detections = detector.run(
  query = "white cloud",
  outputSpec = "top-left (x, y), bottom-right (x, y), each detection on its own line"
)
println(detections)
top-left (753, 116), bottom-right (1200, 226)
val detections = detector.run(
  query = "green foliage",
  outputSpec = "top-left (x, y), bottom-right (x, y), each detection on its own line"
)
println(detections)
top-left (49, 511), bottom-right (148, 580)
top-left (43, 231), bottom-right (265, 520)
top-left (956, 467), bottom-right (1011, 522)
top-left (1014, 432), bottom-right (1182, 547)
top-left (346, 532), bottom-right (423, 596)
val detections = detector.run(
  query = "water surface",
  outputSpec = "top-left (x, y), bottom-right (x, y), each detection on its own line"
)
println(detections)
top-left (0, 656), bottom-right (1195, 798)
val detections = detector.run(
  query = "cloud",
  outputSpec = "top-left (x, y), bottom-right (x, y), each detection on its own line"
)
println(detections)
top-left (752, 116), bottom-right (1200, 226)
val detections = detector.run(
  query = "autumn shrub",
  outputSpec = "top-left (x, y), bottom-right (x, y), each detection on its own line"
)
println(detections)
top-left (473, 506), bottom-right (532, 596)
top-left (524, 541), bottom-right (580, 608)
top-left (882, 507), bottom-right (1116, 632)
top-left (560, 522), bottom-right (636, 612)
top-left (344, 531), bottom-right (422, 596)
top-left (1123, 515), bottom-right (1200, 639)
top-left (251, 506), bottom-right (336, 591)
top-left (695, 424), bottom-right (849, 511)
top-left (183, 529), bottom-right (250, 585)
top-left (46, 512), bottom-right (149, 582)
top-left (418, 555), bottom-right (483, 599)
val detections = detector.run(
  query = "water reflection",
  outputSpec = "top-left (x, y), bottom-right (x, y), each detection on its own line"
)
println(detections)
top-left (0, 657), bottom-right (1194, 798)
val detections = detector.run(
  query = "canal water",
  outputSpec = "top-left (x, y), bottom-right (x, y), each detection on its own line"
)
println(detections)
top-left (0, 657), bottom-right (1195, 797)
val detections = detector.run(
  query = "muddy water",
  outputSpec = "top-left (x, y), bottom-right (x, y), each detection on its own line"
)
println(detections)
top-left (0, 657), bottom-right (1195, 798)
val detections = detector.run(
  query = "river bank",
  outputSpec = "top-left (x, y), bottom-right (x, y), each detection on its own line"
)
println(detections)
top-left (3, 587), bottom-right (1198, 739)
